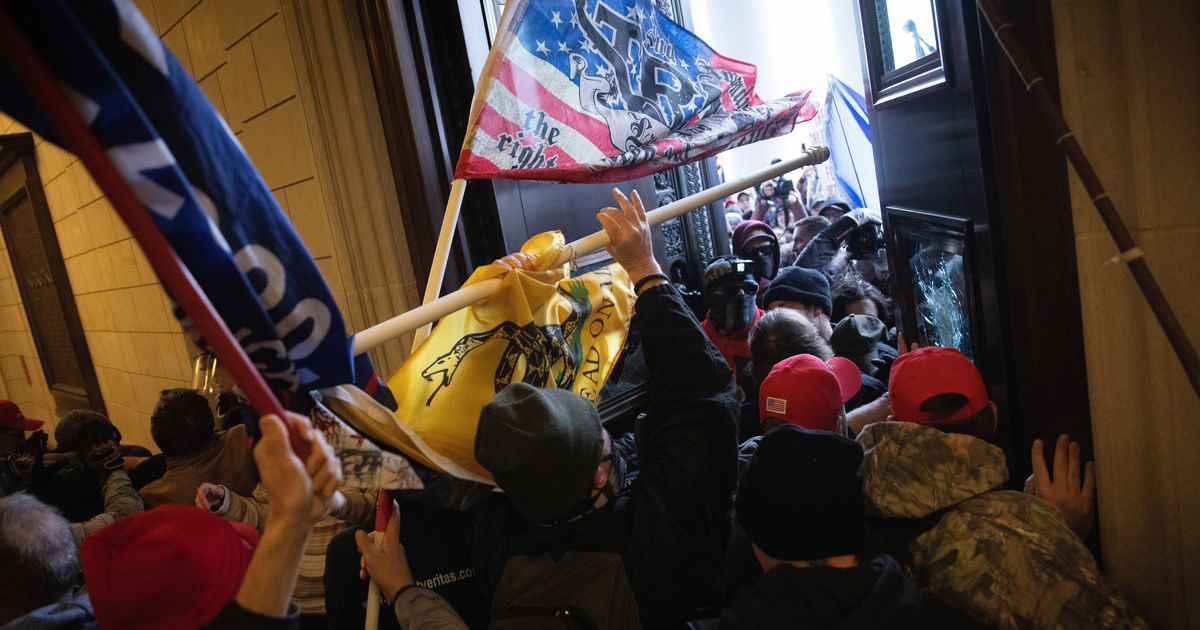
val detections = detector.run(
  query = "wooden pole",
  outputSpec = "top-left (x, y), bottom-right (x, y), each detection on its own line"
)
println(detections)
top-left (351, 145), bottom-right (831, 353)
top-left (974, 0), bottom-right (1200, 399)
top-left (410, 178), bottom-right (467, 350)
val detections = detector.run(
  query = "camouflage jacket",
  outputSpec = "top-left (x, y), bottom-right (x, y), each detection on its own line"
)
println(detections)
top-left (857, 422), bottom-right (1147, 630)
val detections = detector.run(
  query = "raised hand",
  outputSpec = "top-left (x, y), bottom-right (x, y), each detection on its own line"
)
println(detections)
top-left (1025, 434), bottom-right (1096, 540)
top-left (254, 413), bottom-right (342, 526)
top-left (597, 188), bottom-right (663, 287)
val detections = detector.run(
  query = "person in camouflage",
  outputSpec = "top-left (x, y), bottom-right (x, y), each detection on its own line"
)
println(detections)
top-left (859, 346), bottom-right (1147, 629)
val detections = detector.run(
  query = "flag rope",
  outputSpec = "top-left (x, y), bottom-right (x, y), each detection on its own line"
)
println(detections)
top-left (351, 144), bottom-right (830, 354)
top-left (0, 6), bottom-right (306, 452)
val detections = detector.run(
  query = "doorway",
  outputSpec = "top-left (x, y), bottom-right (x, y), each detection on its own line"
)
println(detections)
top-left (0, 133), bottom-right (104, 416)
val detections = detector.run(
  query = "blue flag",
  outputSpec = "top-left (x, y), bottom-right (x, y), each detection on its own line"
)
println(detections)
top-left (0, 0), bottom-right (361, 396)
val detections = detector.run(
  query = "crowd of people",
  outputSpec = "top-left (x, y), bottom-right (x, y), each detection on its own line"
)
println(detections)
top-left (0, 187), bottom-right (1147, 629)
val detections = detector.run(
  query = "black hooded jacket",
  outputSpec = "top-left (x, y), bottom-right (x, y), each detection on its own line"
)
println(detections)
top-left (719, 555), bottom-right (925, 630)
top-left (472, 284), bottom-right (740, 628)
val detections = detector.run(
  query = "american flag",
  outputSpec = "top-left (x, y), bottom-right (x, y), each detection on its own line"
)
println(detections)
top-left (456, 0), bottom-right (818, 183)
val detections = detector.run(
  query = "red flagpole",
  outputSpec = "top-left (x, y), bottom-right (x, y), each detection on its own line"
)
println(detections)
top-left (0, 7), bottom-right (310, 452)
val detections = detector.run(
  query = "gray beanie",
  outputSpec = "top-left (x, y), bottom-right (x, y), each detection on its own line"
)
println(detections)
top-left (831, 314), bottom-right (885, 358)
top-left (475, 382), bottom-right (604, 523)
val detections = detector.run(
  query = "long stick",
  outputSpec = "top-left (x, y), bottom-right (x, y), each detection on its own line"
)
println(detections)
top-left (411, 178), bottom-right (467, 349)
top-left (975, 0), bottom-right (1200, 399)
top-left (0, 9), bottom-right (301, 443)
top-left (351, 145), bottom-right (831, 353)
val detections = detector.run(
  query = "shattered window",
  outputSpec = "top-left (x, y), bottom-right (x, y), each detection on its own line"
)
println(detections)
top-left (907, 242), bottom-right (972, 359)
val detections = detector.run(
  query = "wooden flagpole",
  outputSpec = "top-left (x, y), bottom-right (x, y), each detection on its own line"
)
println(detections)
top-left (362, 5), bottom-right (536, 626)
top-left (0, 8), bottom-right (305, 449)
top-left (351, 145), bottom-right (831, 354)
top-left (975, 0), bottom-right (1200, 399)
top-left (410, 178), bottom-right (466, 349)
top-left (406, 1), bottom-right (529, 352)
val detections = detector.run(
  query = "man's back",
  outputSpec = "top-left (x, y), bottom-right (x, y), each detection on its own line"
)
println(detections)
top-left (717, 556), bottom-right (923, 630)
top-left (858, 421), bottom-right (1146, 629)
top-left (473, 284), bottom-right (739, 628)
top-left (139, 424), bottom-right (257, 508)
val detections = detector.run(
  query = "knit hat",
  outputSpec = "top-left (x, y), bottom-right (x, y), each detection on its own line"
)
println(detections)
top-left (731, 220), bottom-right (778, 255)
top-left (758, 354), bottom-right (861, 430)
top-left (763, 266), bottom-right (832, 315)
top-left (0, 400), bottom-right (43, 431)
top-left (830, 314), bottom-right (885, 365)
top-left (81, 505), bottom-right (260, 630)
top-left (476, 382), bottom-right (604, 523)
top-left (736, 425), bottom-right (865, 561)
top-left (889, 346), bottom-right (989, 424)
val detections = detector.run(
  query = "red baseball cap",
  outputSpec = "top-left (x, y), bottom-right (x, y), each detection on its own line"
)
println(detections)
top-left (0, 400), bottom-right (44, 431)
top-left (82, 505), bottom-right (260, 630)
top-left (759, 354), bottom-right (862, 431)
top-left (889, 346), bottom-right (989, 424)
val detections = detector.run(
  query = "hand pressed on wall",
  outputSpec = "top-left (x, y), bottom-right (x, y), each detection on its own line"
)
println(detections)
top-left (1025, 434), bottom-right (1096, 541)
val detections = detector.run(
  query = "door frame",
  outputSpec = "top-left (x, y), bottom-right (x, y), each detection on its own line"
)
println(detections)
top-left (0, 133), bottom-right (106, 414)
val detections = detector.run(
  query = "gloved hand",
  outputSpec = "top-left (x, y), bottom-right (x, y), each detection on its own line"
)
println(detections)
top-left (78, 423), bottom-right (123, 474)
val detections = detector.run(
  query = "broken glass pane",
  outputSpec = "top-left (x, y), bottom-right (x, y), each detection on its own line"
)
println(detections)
top-left (907, 242), bottom-right (971, 359)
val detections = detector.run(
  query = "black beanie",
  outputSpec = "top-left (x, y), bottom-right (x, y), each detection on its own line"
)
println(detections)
top-left (762, 267), bottom-right (833, 315)
top-left (475, 382), bottom-right (604, 523)
top-left (736, 425), bottom-right (865, 561)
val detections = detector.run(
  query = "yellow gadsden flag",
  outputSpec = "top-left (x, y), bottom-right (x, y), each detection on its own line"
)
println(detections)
top-left (320, 231), bottom-right (634, 483)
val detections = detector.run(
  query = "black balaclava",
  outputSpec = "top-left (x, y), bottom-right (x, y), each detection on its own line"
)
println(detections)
top-left (707, 290), bottom-right (756, 334)
top-left (703, 256), bottom-right (759, 335)
top-left (745, 244), bottom-right (777, 282)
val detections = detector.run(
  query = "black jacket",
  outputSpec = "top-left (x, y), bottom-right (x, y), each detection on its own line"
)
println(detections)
top-left (719, 555), bottom-right (925, 630)
top-left (472, 284), bottom-right (740, 628)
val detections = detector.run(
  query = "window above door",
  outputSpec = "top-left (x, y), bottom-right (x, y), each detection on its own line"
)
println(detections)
top-left (859, 0), bottom-right (949, 107)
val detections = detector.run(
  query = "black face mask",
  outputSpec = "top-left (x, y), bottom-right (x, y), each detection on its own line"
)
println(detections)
top-left (707, 289), bottom-right (757, 334)
top-left (745, 245), bottom-right (776, 281)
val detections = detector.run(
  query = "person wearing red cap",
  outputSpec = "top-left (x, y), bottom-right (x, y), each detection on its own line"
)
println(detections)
top-left (747, 308), bottom-right (887, 433)
top-left (82, 411), bottom-right (343, 629)
top-left (736, 353), bottom-right (862, 477)
top-left (858, 347), bottom-right (1147, 629)
top-left (0, 400), bottom-right (45, 456)
top-left (758, 354), bottom-right (862, 434)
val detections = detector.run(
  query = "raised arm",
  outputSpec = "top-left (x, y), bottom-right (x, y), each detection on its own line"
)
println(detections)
top-left (203, 412), bottom-right (342, 627)
top-left (70, 470), bottom-right (143, 543)
top-left (597, 188), bottom-right (734, 408)
top-left (598, 188), bottom-right (738, 626)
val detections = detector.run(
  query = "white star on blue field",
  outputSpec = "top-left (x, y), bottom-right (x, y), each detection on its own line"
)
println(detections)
top-left (514, 0), bottom-right (722, 129)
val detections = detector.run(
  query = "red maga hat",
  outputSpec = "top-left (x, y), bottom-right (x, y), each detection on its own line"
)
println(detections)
top-left (0, 400), bottom-right (44, 431)
top-left (889, 346), bottom-right (989, 424)
top-left (759, 354), bottom-right (861, 431)
top-left (82, 505), bottom-right (260, 630)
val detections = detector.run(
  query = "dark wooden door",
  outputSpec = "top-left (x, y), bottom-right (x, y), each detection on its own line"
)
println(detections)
top-left (0, 134), bottom-right (104, 415)
top-left (858, 0), bottom-right (1091, 481)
